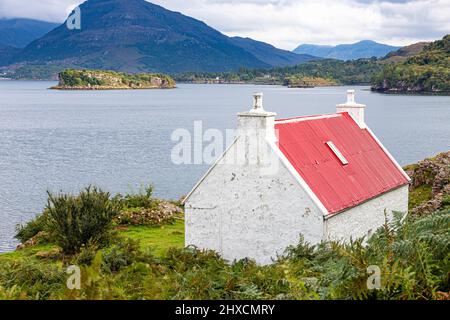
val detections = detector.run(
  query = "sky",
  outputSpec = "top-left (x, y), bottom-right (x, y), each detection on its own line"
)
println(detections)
top-left (0, 0), bottom-right (448, 50)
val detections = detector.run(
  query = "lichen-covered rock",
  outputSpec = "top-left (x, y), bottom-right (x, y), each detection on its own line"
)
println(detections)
top-left (115, 201), bottom-right (183, 226)
top-left (405, 151), bottom-right (450, 216)
top-left (16, 231), bottom-right (50, 250)
top-left (406, 152), bottom-right (450, 194)
top-left (35, 248), bottom-right (62, 260)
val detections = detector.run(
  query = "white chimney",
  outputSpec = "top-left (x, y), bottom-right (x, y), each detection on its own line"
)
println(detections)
top-left (234, 93), bottom-right (278, 170)
top-left (237, 93), bottom-right (277, 141)
top-left (336, 89), bottom-right (366, 129)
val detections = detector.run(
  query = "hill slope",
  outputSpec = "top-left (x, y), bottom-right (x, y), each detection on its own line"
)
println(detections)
top-left (372, 35), bottom-right (450, 93)
top-left (230, 37), bottom-right (318, 67)
top-left (0, 18), bottom-right (58, 48)
top-left (293, 40), bottom-right (400, 60)
top-left (382, 42), bottom-right (429, 63)
top-left (0, 46), bottom-right (21, 67)
top-left (11, 0), bottom-right (315, 74)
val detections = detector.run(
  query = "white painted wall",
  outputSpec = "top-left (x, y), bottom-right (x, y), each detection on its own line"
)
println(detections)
top-left (324, 185), bottom-right (409, 242)
top-left (185, 140), bottom-right (409, 264)
top-left (185, 138), bottom-right (324, 265)
top-left (184, 92), bottom-right (409, 265)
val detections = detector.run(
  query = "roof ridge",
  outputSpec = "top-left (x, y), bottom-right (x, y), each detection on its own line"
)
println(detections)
top-left (275, 112), bottom-right (342, 124)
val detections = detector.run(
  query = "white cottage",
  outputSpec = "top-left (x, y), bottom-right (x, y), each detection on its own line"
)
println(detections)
top-left (183, 90), bottom-right (410, 265)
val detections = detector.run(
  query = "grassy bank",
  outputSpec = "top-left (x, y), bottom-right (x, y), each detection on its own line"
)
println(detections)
top-left (0, 152), bottom-right (449, 300)
top-left (0, 209), bottom-right (448, 300)
top-left (0, 220), bottom-right (185, 263)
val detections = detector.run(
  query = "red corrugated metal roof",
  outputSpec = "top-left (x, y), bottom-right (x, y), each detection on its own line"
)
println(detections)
top-left (275, 112), bottom-right (409, 215)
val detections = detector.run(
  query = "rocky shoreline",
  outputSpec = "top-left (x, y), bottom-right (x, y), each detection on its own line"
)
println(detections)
top-left (371, 86), bottom-right (450, 95)
top-left (51, 85), bottom-right (176, 90)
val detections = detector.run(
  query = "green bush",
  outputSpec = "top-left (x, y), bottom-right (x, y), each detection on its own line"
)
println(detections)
top-left (72, 241), bottom-right (99, 266)
top-left (15, 210), bottom-right (49, 243)
top-left (102, 238), bottom-right (156, 273)
top-left (112, 185), bottom-right (158, 210)
top-left (3, 205), bottom-right (449, 300)
top-left (0, 259), bottom-right (66, 300)
top-left (15, 185), bottom-right (162, 245)
top-left (280, 210), bottom-right (450, 300)
top-left (45, 186), bottom-right (119, 254)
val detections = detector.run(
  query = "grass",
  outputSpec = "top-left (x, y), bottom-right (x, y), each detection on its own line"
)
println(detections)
top-left (0, 220), bottom-right (184, 263)
top-left (119, 219), bottom-right (185, 256)
top-left (0, 211), bottom-right (448, 300)
top-left (409, 185), bottom-right (433, 210)
top-left (0, 243), bottom-right (57, 262)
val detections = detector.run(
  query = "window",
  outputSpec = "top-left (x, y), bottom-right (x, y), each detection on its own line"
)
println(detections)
top-left (326, 141), bottom-right (349, 165)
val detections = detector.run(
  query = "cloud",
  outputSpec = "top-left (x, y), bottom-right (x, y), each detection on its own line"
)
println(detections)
top-left (152, 0), bottom-right (450, 48)
top-left (0, 0), bottom-right (448, 49)
top-left (0, 0), bottom-right (85, 22)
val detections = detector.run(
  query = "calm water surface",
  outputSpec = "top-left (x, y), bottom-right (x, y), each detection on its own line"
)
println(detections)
top-left (0, 81), bottom-right (449, 251)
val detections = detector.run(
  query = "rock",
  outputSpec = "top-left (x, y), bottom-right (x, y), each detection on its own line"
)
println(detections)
top-left (16, 231), bottom-right (50, 250)
top-left (437, 291), bottom-right (450, 300)
top-left (406, 151), bottom-right (450, 216)
top-left (35, 248), bottom-right (62, 260)
top-left (158, 202), bottom-right (183, 216)
top-left (115, 201), bottom-right (183, 226)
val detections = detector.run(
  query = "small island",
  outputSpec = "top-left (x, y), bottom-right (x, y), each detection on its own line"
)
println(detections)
top-left (283, 76), bottom-right (338, 88)
top-left (51, 69), bottom-right (176, 90)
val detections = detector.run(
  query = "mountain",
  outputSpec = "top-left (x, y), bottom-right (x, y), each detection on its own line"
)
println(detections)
top-left (230, 37), bottom-right (318, 67)
top-left (292, 44), bottom-right (334, 58)
top-left (372, 35), bottom-right (450, 93)
top-left (10, 0), bottom-right (316, 74)
top-left (0, 18), bottom-right (59, 48)
top-left (293, 40), bottom-right (400, 60)
top-left (0, 46), bottom-right (21, 67)
top-left (382, 42), bottom-right (429, 63)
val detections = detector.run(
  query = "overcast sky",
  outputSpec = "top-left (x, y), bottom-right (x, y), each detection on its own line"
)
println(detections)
top-left (0, 0), bottom-right (448, 49)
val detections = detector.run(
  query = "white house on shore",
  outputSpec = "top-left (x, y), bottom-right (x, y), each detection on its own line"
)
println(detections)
top-left (183, 90), bottom-right (410, 265)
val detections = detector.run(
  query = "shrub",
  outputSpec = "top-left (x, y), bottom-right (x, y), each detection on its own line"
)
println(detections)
top-left (2, 206), bottom-right (448, 300)
top-left (113, 185), bottom-right (158, 210)
top-left (0, 259), bottom-right (66, 299)
top-left (72, 241), bottom-right (99, 266)
top-left (45, 186), bottom-right (119, 254)
top-left (283, 209), bottom-right (450, 300)
top-left (15, 211), bottom-right (49, 243)
top-left (102, 238), bottom-right (156, 273)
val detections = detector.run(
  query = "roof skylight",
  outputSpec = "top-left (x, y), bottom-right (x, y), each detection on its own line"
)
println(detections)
top-left (326, 141), bottom-right (349, 165)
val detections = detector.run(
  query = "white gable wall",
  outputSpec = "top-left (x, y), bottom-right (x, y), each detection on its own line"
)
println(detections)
top-left (324, 185), bottom-right (409, 242)
top-left (184, 92), bottom-right (410, 264)
top-left (185, 140), bottom-right (324, 265)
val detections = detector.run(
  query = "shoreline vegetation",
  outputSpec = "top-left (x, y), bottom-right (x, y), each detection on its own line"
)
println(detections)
top-left (371, 35), bottom-right (449, 94)
top-left (284, 76), bottom-right (338, 88)
top-left (173, 58), bottom-right (382, 88)
top-left (2, 35), bottom-right (447, 94)
top-left (0, 151), bottom-right (448, 300)
top-left (51, 69), bottom-right (176, 90)
top-left (174, 34), bottom-right (449, 94)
